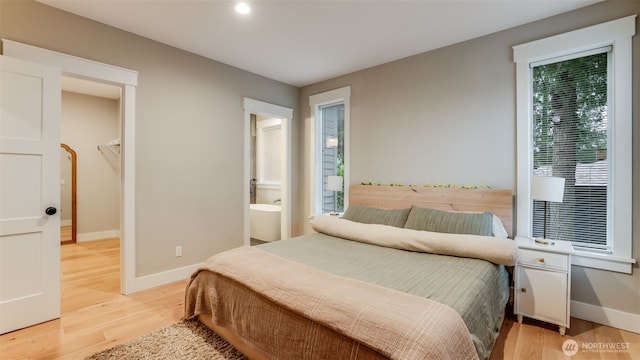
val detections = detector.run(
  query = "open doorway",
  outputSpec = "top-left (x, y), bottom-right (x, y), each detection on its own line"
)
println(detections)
top-left (60, 76), bottom-right (123, 312)
top-left (3, 39), bottom-right (138, 295)
top-left (249, 114), bottom-right (283, 246)
top-left (61, 76), bottom-right (121, 245)
top-left (243, 98), bottom-right (293, 247)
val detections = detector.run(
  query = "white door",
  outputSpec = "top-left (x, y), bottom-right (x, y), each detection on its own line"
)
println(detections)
top-left (0, 55), bottom-right (61, 334)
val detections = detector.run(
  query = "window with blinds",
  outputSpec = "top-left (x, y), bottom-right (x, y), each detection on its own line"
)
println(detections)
top-left (515, 16), bottom-right (633, 272)
top-left (531, 50), bottom-right (609, 251)
top-left (310, 86), bottom-right (350, 217)
top-left (320, 103), bottom-right (344, 214)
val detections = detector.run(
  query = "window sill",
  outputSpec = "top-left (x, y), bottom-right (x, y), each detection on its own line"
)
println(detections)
top-left (571, 249), bottom-right (636, 274)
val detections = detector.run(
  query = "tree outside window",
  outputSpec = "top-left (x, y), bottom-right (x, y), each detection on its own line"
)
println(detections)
top-left (321, 103), bottom-right (344, 213)
top-left (532, 52), bottom-right (608, 247)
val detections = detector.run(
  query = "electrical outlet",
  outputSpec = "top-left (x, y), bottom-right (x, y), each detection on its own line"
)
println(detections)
top-left (175, 246), bottom-right (182, 257)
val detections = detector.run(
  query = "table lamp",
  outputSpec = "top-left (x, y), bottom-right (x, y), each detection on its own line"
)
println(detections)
top-left (326, 175), bottom-right (343, 216)
top-left (531, 175), bottom-right (565, 244)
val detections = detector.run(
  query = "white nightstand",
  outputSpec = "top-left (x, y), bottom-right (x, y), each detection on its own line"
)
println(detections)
top-left (514, 236), bottom-right (572, 335)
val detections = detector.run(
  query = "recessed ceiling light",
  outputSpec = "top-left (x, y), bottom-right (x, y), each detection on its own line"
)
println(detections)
top-left (235, 2), bottom-right (251, 15)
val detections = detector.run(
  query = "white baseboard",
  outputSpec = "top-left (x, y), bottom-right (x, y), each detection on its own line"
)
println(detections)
top-left (61, 219), bottom-right (72, 226)
top-left (572, 300), bottom-right (640, 334)
top-left (134, 262), bottom-right (203, 292)
top-left (77, 229), bottom-right (121, 242)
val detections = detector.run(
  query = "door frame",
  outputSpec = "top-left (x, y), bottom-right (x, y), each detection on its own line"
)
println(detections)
top-left (243, 98), bottom-right (293, 244)
top-left (3, 39), bottom-right (139, 294)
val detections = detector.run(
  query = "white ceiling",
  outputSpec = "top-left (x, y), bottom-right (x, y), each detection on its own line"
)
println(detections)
top-left (40, 0), bottom-right (601, 88)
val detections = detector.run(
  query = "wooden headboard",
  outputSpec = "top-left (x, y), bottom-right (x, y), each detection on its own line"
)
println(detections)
top-left (349, 184), bottom-right (513, 238)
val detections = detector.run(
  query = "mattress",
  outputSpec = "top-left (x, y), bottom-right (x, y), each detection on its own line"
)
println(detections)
top-left (257, 233), bottom-right (510, 359)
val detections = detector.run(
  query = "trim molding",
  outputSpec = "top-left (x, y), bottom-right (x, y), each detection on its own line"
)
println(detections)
top-left (135, 262), bottom-right (202, 292)
top-left (77, 229), bottom-right (120, 242)
top-left (572, 300), bottom-right (640, 334)
top-left (1, 39), bottom-right (138, 85)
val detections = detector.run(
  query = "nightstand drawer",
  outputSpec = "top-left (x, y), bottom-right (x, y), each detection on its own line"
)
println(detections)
top-left (518, 249), bottom-right (568, 270)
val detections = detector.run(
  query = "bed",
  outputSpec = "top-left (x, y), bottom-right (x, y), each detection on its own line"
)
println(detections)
top-left (185, 185), bottom-right (516, 360)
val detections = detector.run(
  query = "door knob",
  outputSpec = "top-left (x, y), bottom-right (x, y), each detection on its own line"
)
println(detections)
top-left (45, 207), bottom-right (57, 216)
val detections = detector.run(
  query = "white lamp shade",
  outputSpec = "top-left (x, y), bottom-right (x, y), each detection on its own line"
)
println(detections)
top-left (326, 137), bottom-right (339, 148)
top-left (531, 176), bottom-right (565, 203)
top-left (326, 175), bottom-right (343, 191)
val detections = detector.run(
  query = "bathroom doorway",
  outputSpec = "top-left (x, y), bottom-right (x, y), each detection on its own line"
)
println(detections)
top-left (250, 114), bottom-right (282, 245)
top-left (243, 99), bottom-right (292, 246)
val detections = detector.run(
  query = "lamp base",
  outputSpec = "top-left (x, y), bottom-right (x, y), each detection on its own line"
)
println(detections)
top-left (534, 238), bottom-right (555, 245)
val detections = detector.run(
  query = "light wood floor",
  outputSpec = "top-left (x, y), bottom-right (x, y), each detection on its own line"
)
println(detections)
top-left (60, 225), bottom-right (72, 244)
top-left (0, 238), bottom-right (637, 359)
top-left (490, 311), bottom-right (640, 360)
top-left (0, 238), bottom-right (188, 360)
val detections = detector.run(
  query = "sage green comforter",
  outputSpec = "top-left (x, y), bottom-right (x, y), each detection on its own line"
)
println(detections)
top-left (258, 233), bottom-right (510, 360)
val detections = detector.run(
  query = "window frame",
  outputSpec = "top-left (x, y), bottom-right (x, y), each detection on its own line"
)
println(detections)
top-left (513, 15), bottom-right (636, 273)
top-left (309, 86), bottom-right (351, 216)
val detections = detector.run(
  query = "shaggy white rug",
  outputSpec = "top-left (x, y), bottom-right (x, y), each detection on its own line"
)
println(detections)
top-left (85, 319), bottom-right (247, 360)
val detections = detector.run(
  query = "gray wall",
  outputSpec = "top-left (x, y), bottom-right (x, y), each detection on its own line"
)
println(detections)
top-left (298, 1), bottom-right (639, 316)
top-left (0, 0), bottom-right (299, 276)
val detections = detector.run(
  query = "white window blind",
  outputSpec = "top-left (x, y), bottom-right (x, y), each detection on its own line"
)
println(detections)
top-left (320, 103), bottom-right (344, 214)
top-left (309, 86), bottom-right (351, 217)
top-left (531, 49), bottom-right (609, 250)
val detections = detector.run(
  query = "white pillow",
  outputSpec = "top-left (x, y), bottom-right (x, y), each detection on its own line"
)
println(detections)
top-left (491, 215), bottom-right (509, 238)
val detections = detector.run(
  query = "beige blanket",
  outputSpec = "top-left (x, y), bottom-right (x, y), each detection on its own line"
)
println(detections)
top-left (186, 246), bottom-right (479, 360)
top-left (311, 215), bottom-right (517, 266)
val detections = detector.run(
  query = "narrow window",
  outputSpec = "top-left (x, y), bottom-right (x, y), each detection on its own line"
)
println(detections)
top-left (514, 16), bottom-right (635, 273)
top-left (531, 50), bottom-right (609, 251)
top-left (309, 86), bottom-right (351, 216)
top-left (319, 103), bottom-right (344, 214)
